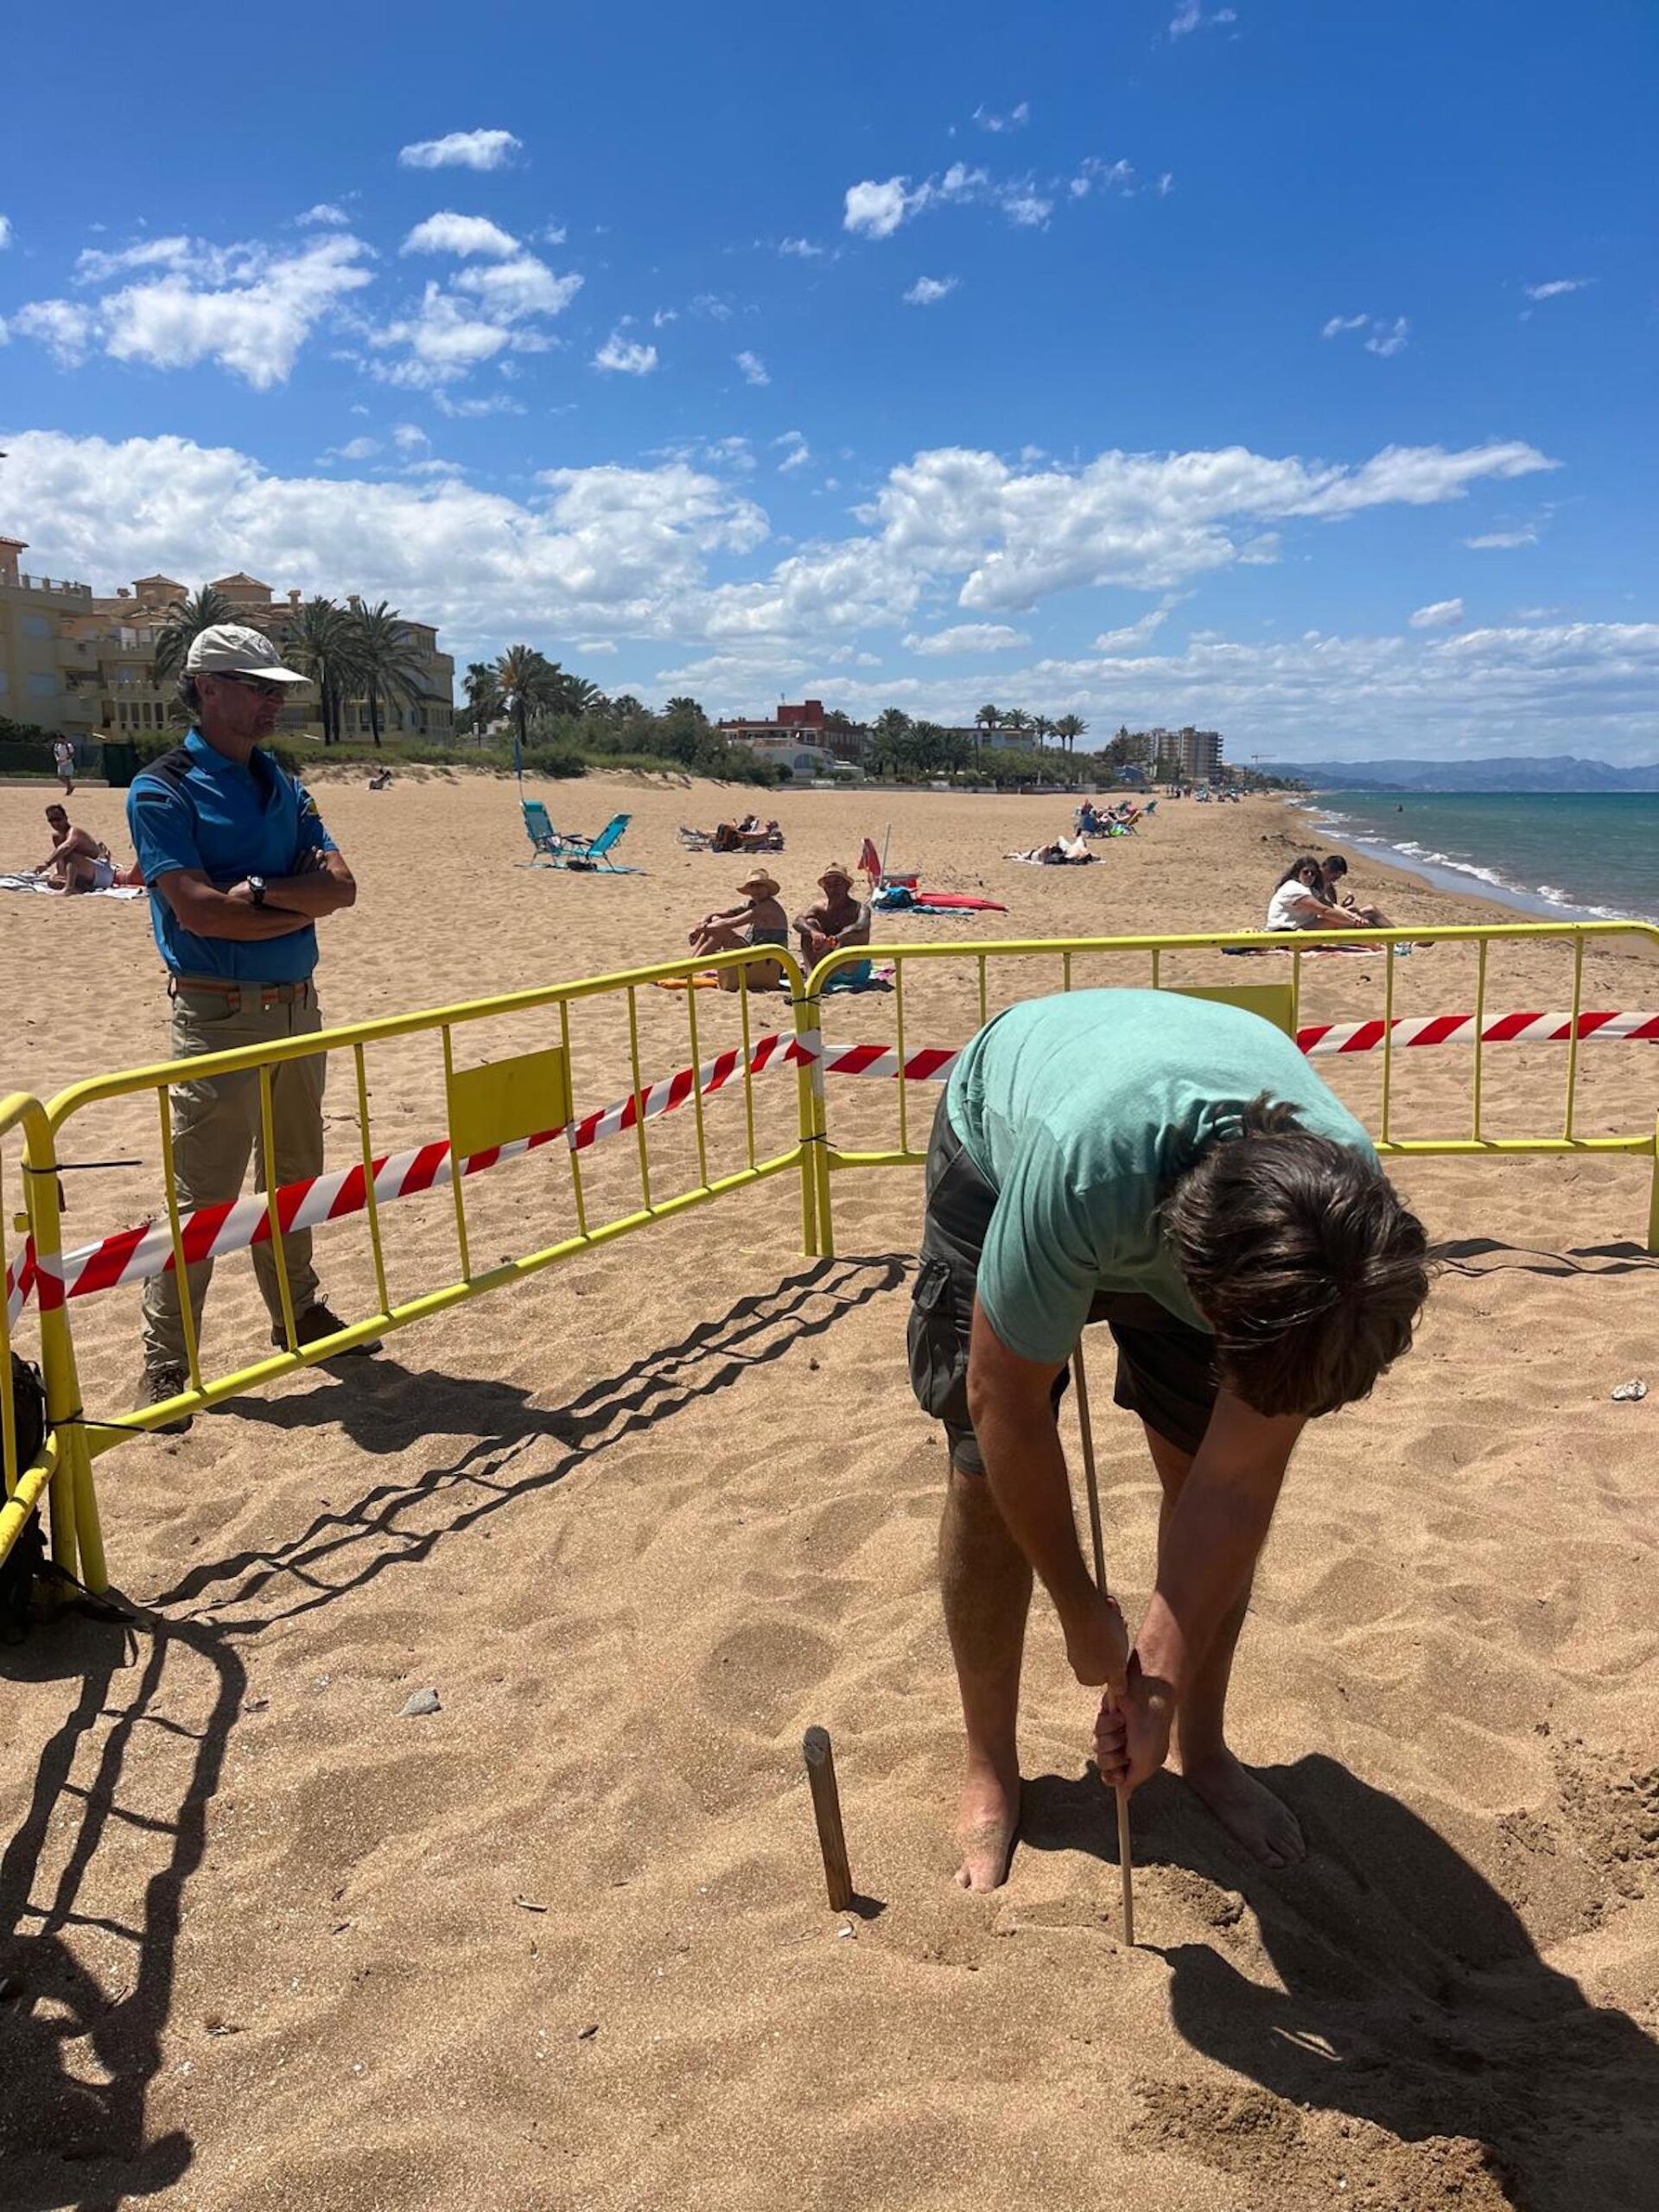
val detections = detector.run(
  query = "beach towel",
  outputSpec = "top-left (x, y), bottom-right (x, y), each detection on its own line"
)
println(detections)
top-left (1005, 847), bottom-right (1097, 867)
top-left (0, 873), bottom-right (144, 901)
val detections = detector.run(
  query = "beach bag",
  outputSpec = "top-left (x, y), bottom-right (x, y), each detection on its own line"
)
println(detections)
top-left (1, 1351), bottom-right (48, 1644)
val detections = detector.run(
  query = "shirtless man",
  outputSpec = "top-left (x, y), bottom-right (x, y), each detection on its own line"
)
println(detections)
top-left (34, 804), bottom-right (115, 893)
top-left (906, 988), bottom-right (1429, 1889)
top-left (793, 862), bottom-right (871, 965)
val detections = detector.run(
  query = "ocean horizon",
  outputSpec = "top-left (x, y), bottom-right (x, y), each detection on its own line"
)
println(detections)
top-left (1298, 790), bottom-right (1659, 927)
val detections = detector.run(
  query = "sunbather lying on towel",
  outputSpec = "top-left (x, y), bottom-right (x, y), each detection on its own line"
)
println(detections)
top-left (1007, 836), bottom-right (1097, 866)
top-left (689, 868), bottom-right (790, 989)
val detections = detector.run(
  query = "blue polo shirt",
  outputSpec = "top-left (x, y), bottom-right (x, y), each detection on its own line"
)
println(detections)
top-left (127, 732), bottom-right (336, 983)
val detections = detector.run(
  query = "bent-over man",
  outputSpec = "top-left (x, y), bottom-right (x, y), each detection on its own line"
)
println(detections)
top-left (907, 988), bottom-right (1428, 1889)
top-left (127, 623), bottom-right (372, 1432)
top-left (34, 804), bottom-right (114, 893)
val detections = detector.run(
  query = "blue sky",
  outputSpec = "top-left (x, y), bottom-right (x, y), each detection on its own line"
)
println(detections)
top-left (2, 0), bottom-right (1656, 760)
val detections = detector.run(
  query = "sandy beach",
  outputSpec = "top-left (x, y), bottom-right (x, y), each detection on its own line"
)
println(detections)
top-left (2, 772), bottom-right (1656, 2212)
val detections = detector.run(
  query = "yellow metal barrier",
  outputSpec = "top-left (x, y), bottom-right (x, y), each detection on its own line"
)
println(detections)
top-left (802, 919), bottom-right (1659, 1260)
top-left (20, 944), bottom-right (819, 1591)
top-left (1, 1089), bottom-right (104, 1599)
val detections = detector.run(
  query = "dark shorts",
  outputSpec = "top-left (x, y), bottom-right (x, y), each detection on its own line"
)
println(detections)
top-left (906, 1096), bottom-right (1219, 1471)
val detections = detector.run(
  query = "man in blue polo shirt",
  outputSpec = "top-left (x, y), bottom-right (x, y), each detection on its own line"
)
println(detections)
top-left (127, 623), bottom-right (368, 1430)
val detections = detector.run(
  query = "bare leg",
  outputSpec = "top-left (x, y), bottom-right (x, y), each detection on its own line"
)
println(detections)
top-left (938, 1461), bottom-right (1032, 1891)
top-left (1142, 1422), bottom-right (1306, 1868)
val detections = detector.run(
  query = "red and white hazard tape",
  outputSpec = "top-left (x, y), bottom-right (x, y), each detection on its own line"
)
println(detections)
top-left (7, 1009), bottom-right (1654, 1320)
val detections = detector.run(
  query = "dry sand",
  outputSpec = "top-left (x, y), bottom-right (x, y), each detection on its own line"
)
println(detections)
top-left (1, 770), bottom-right (1656, 2212)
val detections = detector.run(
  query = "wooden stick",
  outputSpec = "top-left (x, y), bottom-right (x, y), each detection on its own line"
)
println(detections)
top-left (802, 1726), bottom-right (855, 1912)
top-left (1072, 1343), bottom-right (1135, 1948)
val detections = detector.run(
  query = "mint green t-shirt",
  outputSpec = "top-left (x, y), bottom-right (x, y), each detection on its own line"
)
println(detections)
top-left (945, 988), bottom-right (1376, 1364)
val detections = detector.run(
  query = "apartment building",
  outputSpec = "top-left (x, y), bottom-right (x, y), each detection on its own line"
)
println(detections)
top-left (0, 534), bottom-right (456, 746)
top-left (717, 697), bottom-right (866, 767)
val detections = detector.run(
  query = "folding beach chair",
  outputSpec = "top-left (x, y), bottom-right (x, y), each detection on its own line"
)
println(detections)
top-left (524, 808), bottom-right (640, 874)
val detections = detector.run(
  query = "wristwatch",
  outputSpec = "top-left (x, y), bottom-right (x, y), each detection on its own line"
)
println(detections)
top-left (248, 874), bottom-right (267, 907)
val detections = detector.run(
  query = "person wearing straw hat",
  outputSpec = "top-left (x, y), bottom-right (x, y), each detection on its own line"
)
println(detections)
top-left (906, 988), bottom-right (1430, 1890)
top-left (688, 866), bottom-right (790, 990)
top-left (793, 862), bottom-right (872, 979)
top-left (125, 623), bottom-right (372, 1433)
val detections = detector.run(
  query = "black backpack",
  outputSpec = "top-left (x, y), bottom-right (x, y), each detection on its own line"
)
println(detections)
top-left (1, 1352), bottom-right (48, 1643)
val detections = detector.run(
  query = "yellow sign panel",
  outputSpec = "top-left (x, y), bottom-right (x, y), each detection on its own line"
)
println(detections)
top-left (1160, 981), bottom-right (1298, 1038)
top-left (447, 1045), bottom-right (571, 1158)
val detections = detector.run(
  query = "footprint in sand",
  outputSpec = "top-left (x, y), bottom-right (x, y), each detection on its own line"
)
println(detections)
top-left (697, 1619), bottom-right (837, 1735)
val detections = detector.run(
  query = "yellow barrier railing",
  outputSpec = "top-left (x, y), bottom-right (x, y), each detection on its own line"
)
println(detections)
top-left (4, 918), bottom-right (1655, 1599)
top-left (2, 1088), bottom-right (104, 1599)
top-left (803, 919), bottom-right (1659, 1259)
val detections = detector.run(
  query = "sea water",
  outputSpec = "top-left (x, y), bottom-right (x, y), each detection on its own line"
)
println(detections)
top-left (1300, 791), bottom-right (1659, 925)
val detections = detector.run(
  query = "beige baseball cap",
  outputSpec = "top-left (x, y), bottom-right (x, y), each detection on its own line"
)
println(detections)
top-left (185, 623), bottom-right (309, 683)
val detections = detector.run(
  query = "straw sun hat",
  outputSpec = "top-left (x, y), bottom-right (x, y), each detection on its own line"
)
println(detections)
top-left (738, 867), bottom-right (781, 897)
top-left (818, 861), bottom-right (854, 886)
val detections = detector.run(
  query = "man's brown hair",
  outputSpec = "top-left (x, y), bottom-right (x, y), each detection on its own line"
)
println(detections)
top-left (1164, 1098), bottom-right (1429, 1418)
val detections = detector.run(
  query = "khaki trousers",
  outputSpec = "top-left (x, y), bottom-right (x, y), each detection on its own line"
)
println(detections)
top-left (141, 983), bottom-right (327, 1373)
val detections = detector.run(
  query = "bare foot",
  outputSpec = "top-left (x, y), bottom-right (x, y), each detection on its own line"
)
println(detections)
top-left (1181, 1748), bottom-right (1306, 1869)
top-left (955, 1762), bottom-right (1021, 1891)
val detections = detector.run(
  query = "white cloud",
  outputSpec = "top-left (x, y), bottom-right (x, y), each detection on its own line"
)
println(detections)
top-left (368, 283), bottom-right (515, 385)
top-left (1068, 157), bottom-right (1136, 200)
top-left (1094, 608), bottom-right (1171, 652)
top-left (1321, 310), bottom-right (1408, 357)
top-left (1408, 597), bottom-right (1465, 628)
top-left (1524, 277), bottom-right (1592, 301)
top-left (433, 391), bottom-right (526, 417)
top-left (1170, 3), bottom-right (1236, 34)
top-left (324, 435), bottom-right (381, 462)
top-left (20, 233), bottom-right (374, 388)
top-left (779, 237), bottom-right (825, 258)
top-left (298, 203), bottom-right (349, 228)
top-left (401, 211), bottom-right (520, 258)
top-left (1156, 173), bottom-right (1175, 196)
top-left (453, 256), bottom-right (582, 317)
top-left (652, 308), bottom-right (678, 327)
top-left (594, 333), bottom-right (658, 375)
top-left (397, 129), bottom-right (522, 172)
top-left (735, 349), bottom-right (769, 385)
top-left (690, 292), bottom-right (733, 321)
top-left (0, 215), bottom-right (12, 251)
top-left (7, 298), bottom-right (94, 365)
top-left (904, 275), bottom-right (959, 306)
top-left (540, 222), bottom-right (567, 246)
top-left (1465, 527), bottom-right (1539, 550)
top-left (773, 431), bottom-right (811, 474)
top-left (844, 179), bottom-right (912, 240)
top-left (392, 423), bottom-right (429, 450)
top-left (903, 623), bottom-right (1030, 655)
top-left (973, 100), bottom-right (1030, 133)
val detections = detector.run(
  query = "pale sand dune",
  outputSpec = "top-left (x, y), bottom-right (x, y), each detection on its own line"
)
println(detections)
top-left (2, 772), bottom-right (1656, 2210)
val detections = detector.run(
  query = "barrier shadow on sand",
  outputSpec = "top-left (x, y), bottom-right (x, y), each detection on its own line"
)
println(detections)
top-left (1429, 1236), bottom-right (1658, 1276)
top-left (1020, 1753), bottom-right (1659, 2210)
top-left (149, 1252), bottom-right (911, 1630)
top-left (0, 1613), bottom-right (237, 2211)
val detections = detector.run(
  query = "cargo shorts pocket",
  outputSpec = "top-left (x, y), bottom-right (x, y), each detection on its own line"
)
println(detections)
top-left (907, 1254), bottom-right (970, 1427)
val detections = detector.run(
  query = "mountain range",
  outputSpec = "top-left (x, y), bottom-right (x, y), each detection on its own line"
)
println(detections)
top-left (1261, 755), bottom-right (1659, 794)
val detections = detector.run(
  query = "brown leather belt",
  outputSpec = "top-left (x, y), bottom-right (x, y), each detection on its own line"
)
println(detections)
top-left (169, 975), bottom-right (314, 1009)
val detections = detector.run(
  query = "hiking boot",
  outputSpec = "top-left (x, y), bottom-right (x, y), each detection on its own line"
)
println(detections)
top-left (142, 1364), bottom-right (194, 1435)
top-left (275, 1303), bottom-right (383, 1358)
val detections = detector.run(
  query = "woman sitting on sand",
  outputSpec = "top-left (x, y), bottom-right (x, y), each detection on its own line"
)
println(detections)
top-left (689, 868), bottom-right (790, 990)
top-left (1319, 853), bottom-right (1392, 927)
top-left (1265, 856), bottom-right (1375, 931)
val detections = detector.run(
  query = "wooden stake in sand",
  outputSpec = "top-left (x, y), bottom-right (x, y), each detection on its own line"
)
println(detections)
top-left (1072, 1344), bottom-right (1136, 1948)
top-left (802, 1726), bottom-right (855, 1912)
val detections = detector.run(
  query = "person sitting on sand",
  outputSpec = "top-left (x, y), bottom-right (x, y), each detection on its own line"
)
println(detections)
top-left (907, 987), bottom-right (1429, 1891)
top-left (1319, 853), bottom-right (1391, 928)
top-left (367, 767), bottom-right (393, 791)
top-left (794, 862), bottom-right (871, 973)
top-left (32, 804), bottom-right (118, 893)
top-left (1264, 856), bottom-right (1374, 932)
top-left (688, 868), bottom-right (789, 990)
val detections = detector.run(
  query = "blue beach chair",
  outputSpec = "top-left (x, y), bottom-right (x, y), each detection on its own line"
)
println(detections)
top-left (521, 802), bottom-right (640, 873)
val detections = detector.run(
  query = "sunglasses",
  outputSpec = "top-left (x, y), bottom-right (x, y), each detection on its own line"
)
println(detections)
top-left (212, 672), bottom-right (288, 700)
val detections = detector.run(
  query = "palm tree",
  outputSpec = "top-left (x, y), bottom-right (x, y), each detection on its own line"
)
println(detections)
top-left (1031, 715), bottom-right (1055, 751)
top-left (560, 676), bottom-right (604, 718)
top-left (283, 597), bottom-right (362, 745)
top-left (494, 644), bottom-right (560, 757)
top-left (345, 600), bottom-right (429, 747)
top-left (1003, 708), bottom-right (1033, 747)
top-left (151, 584), bottom-right (234, 688)
top-left (1054, 713), bottom-right (1088, 755)
top-left (664, 695), bottom-right (707, 721)
top-left (462, 662), bottom-right (501, 746)
top-left (974, 702), bottom-right (1002, 761)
